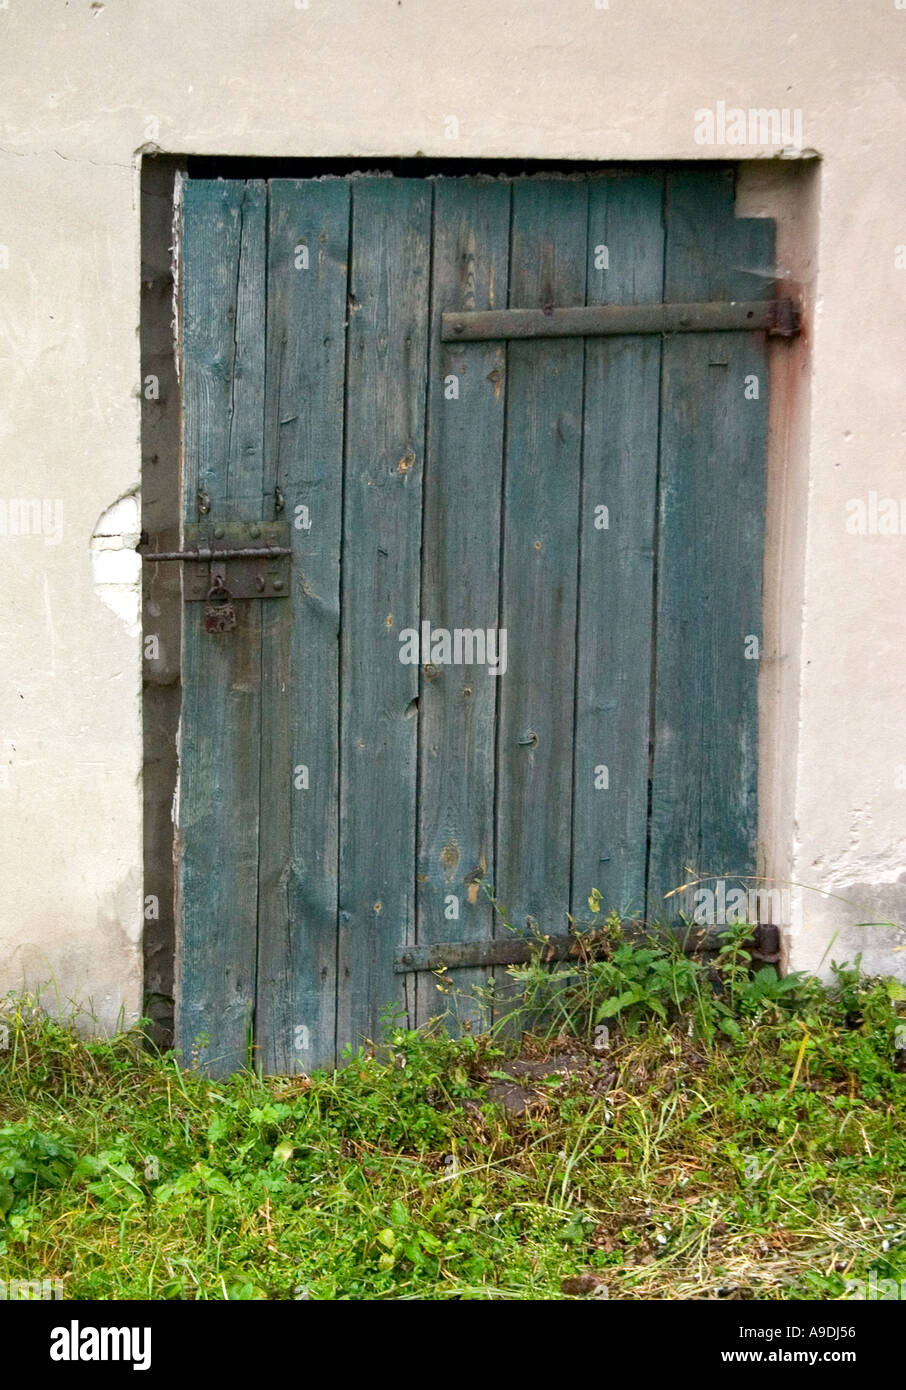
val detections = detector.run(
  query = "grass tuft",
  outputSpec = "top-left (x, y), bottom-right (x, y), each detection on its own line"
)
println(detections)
top-left (1, 936), bottom-right (905, 1300)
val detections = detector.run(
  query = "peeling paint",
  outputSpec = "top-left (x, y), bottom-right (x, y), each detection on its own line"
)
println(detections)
top-left (440, 840), bottom-right (460, 881)
top-left (90, 491), bottom-right (141, 633)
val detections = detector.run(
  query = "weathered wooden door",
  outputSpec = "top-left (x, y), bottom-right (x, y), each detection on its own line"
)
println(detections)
top-left (173, 169), bottom-right (784, 1075)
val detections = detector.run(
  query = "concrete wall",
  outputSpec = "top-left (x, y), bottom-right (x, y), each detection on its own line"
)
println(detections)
top-left (1, 0), bottom-right (904, 1028)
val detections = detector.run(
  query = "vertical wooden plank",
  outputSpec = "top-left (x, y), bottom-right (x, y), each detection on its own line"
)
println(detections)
top-left (177, 180), bottom-right (267, 1076)
top-left (495, 179), bottom-right (587, 959)
top-left (257, 179), bottom-right (350, 1074)
top-left (648, 169), bottom-right (773, 915)
top-left (416, 178), bottom-right (510, 1030)
top-left (336, 178), bottom-right (432, 1055)
top-left (571, 174), bottom-right (664, 921)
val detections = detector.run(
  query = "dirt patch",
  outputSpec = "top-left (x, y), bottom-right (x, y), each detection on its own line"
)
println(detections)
top-left (481, 1048), bottom-right (617, 1115)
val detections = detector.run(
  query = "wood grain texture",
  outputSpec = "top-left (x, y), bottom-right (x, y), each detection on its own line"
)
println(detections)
top-left (571, 173), bottom-right (665, 921)
top-left (177, 179), bottom-right (267, 1076)
top-left (256, 179), bottom-right (351, 1073)
top-left (416, 177), bottom-right (510, 1030)
top-left (647, 169), bottom-right (773, 916)
top-left (336, 178), bottom-right (432, 1055)
top-left (174, 170), bottom-right (775, 1071)
top-left (494, 179), bottom-right (588, 968)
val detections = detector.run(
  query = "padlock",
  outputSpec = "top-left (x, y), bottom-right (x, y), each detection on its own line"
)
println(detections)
top-left (203, 576), bottom-right (237, 634)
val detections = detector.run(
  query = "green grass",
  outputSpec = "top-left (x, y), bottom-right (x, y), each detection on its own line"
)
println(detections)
top-left (1, 928), bottom-right (905, 1300)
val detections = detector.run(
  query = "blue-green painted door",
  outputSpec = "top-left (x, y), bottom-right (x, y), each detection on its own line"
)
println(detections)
top-left (174, 170), bottom-right (774, 1075)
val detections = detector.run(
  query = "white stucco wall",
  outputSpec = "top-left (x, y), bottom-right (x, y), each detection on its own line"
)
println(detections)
top-left (1, 0), bottom-right (904, 1025)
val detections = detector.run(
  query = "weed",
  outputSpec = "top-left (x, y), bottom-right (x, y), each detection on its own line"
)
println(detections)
top-left (0, 936), bottom-right (903, 1300)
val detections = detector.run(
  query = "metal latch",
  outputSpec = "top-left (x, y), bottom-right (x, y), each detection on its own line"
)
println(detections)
top-left (138, 520), bottom-right (292, 600)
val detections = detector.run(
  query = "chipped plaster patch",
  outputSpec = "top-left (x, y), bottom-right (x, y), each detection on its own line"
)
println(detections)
top-left (90, 491), bottom-right (141, 633)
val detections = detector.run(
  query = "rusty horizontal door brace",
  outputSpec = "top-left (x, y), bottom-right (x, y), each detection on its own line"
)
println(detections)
top-left (441, 298), bottom-right (800, 342)
top-left (395, 922), bottom-right (780, 972)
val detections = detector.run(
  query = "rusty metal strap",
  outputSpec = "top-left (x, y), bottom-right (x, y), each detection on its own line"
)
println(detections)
top-left (441, 298), bottom-right (800, 342)
top-left (394, 923), bottom-right (780, 973)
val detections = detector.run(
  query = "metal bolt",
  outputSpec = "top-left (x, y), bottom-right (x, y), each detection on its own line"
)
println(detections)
top-left (273, 578), bottom-right (284, 592)
top-left (255, 575), bottom-right (265, 592)
top-left (249, 524), bottom-right (261, 539)
top-left (213, 525), bottom-right (225, 540)
top-left (400, 952), bottom-right (414, 966)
